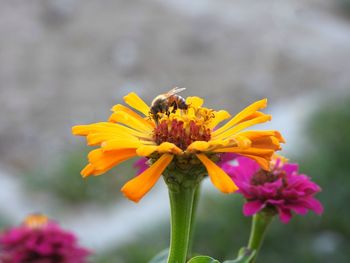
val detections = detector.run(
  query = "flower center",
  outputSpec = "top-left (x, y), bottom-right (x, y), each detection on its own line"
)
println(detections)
top-left (24, 214), bottom-right (49, 229)
top-left (251, 169), bottom-right (287, 186)
top-left (153, 119), bottom-right (211, 150)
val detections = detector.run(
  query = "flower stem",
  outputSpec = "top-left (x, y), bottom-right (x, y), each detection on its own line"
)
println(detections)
top-left (247, 211), bottom-right (274, 263)
top-left (187, 184), bottom-right (201, 258)
top-left (167, 185), bottom-right (196, 263)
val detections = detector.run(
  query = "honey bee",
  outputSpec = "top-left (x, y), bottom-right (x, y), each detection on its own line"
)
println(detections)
top-left (150, 87), bottom-right (188, 123)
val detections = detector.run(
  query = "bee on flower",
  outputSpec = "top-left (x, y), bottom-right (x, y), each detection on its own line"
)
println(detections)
top-left (72, 88), bottom-right (285, 202)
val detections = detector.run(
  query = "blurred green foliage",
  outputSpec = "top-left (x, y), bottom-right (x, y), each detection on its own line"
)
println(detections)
top-left (94, 223), bottom-right (170, 263)
top-left (94, 95), bottom-right (350, 262)
top-left (0, 216), bottom-right (10, 230)
top-left (24, 148), bottom-right (138, 206)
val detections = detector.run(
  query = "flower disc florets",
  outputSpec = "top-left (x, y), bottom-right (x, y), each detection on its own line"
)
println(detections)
top-left (153, 119), bottom-right (211, 151)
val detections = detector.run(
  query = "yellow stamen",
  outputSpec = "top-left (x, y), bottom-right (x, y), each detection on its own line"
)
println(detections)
top-left (24, 214), bottom-right (49, 229)
top-left (186, 96), bottom-right (204, 108)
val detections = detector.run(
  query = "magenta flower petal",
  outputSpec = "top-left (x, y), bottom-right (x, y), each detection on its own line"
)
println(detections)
top-left (283, 163), bottom-right (299, 175)
top-left (133, 157), bottom-right (148, 175)
top-left (221, 155), bottom-right (324, 223)
top-left (243, 201), bottom-right (266, 216)
top-left (277, 208), bottom-right (293, 224)
top-left (302, 197), bottom-right (324, 215)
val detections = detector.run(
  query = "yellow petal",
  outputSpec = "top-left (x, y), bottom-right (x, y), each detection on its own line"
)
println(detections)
top-left (209, 110), bottom-right (231, 129)
top-left (157, 142), bottom-right (183, 154)
top-left (186, 96), bottom-right (204, 108)
top-left (187, 141), bottom-right (210, 152)
top-left (213, 114), bottom-right (271, 140)
top-left (121, 154), bottom-right (174, 202)
top-left (86, 132), bottom-right (136, 146)
top-left (136, 142), bottom-right (183, 156)
top-left (213, 99), bottom-right (268, 136)
top-left (109, 110), bottom-right (153, 133)
top-left (102, 139), bottom-right (153, 152)
top-left (73, 122), bottom-right (150, 146)
top-left (123, 92), bottom-right (150, 116)
top-left (72, 122), bottom-right (147, 138)
top-left (111, 104), bottom-right (154, 128)
top-left (196, 154), bottom-right (238, 193)
top-left (136, 145), bottom-right (159, 156)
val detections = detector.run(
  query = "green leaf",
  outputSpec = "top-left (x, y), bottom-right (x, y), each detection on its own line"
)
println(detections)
top-left (223, 247), bottom-right (256, 263)
top-left (148, 248), bottom-right (169, 263)
top-left (188, 255), bottom-right (220, 263)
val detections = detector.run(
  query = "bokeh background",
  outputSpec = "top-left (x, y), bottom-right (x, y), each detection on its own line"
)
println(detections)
top-left (1, 0), bottom-right (350, 262)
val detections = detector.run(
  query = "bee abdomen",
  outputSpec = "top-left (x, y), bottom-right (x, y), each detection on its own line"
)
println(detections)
top-left (174, 95), bottom-right (188, 110)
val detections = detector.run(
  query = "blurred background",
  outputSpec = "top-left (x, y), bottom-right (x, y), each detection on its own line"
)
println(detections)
top-left (0, 0), bottom-right (350, 262)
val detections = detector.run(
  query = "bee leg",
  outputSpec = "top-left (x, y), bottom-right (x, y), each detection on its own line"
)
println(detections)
top-left (171, 101), bottom-right (178, 113)
top-left (154, 114), bottom-right (159, 125)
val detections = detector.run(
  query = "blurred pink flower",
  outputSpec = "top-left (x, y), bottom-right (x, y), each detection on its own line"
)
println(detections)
top-left (224, 156), bottom-right (323, 223)
top-left (133, 157), bottom-right (149, 175)
top-left (0, 214), bottom-right (91, 263)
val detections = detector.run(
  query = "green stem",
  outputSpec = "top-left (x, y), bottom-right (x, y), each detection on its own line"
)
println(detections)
top-left (167, 185), bottom-right (196, 263)
top-left (247, 212), bottom-right (273, 263)
top-left (187, 184), bottom-right (201, 258)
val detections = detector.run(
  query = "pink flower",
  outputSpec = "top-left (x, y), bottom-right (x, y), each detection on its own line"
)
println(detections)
top-left (223, 156), bottom-right (323, 223)
top-left (133, 157), bottom-right (149, 175)
top-left (0, 214), bottom-right (91, 263)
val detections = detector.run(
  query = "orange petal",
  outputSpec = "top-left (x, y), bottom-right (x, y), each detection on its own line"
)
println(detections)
top-left (82, 148), bottom-right (137, 177)
top-left (102, 139), bottom-right (154, 152)
top-left (240, 154), bottom-right (270, 171)
top-left (239, 130), bottom-right (285, 143)
top-left (196, 154), bottom-right (238, 193)
top-left (121, 154), bottom-right (174, 202)
top-left (81, 164), bottom-right (94, 177)
top-left (213, 147), bottom-right (274, 156)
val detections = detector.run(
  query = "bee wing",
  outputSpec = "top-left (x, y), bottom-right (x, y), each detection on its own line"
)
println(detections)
top-left (164, 87), bottom-right (186, 98)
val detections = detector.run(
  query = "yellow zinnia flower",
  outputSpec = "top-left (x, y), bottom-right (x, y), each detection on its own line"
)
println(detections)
top-left (72, 91), bottom-right (284, 202)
